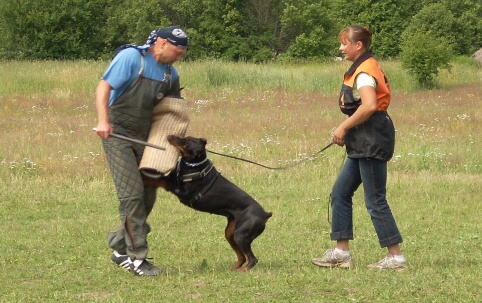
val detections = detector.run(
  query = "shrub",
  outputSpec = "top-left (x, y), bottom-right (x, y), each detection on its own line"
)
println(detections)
top-left (399, 31), bottom-right (453, 89)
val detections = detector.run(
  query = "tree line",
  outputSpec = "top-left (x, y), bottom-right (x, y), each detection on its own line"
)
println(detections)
top-left (0, 0), bottom-right (480, 63)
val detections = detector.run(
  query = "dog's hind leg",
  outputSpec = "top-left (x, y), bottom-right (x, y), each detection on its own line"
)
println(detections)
top-left (225, 217), bottom-right (246, 271)
top-left (233, 223), bottom-right (265, 272)
top-left (234, 213), bottom-right (271, 272)
top-left (233, 238), bottom-right (257, 273)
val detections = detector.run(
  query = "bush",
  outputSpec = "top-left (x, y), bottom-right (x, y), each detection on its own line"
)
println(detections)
top-left (399, 31), bottom-right (453, 89)
top-left (0, 0), bottom-right (107, 60)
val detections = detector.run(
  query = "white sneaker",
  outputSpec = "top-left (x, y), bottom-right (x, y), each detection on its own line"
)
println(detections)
top-left (367, 255), bottom-right (407, 271)
top-left (311, 249), bottom-right (354, 269)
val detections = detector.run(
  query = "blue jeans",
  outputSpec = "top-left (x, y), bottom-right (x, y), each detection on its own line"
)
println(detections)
top-left (330, 157), bottom-right (403, 247)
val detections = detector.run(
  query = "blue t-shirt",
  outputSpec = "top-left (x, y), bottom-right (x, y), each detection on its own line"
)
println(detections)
top-left (101, 47), bottom-right (180, 106)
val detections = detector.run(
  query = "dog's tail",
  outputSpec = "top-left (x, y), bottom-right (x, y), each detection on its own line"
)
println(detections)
top-left (264, 212), bottom-right (273, 224)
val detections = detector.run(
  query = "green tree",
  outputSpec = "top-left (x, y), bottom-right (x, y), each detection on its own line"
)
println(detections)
top-left (330, 0), bottom-right (420, 58)
top-left (218, 0), bottom-right (293, 62)
top-left (401, 3), bottom-right (458, 54)
top-left (419, 0), bottom-right (482, 55)
top-left (440, 0), bottom-right (482, 55)
top-left (358, 0), bottom-right (418, 58)
top-left (399, 3), bottom-right (459, 88)
top-left (0, 0), bottom-right (479, 61)
top-left (185, 0), bottom-right (286, 62)
top-left (280, 0), bottom-right (336, 59)
top-left (0, 0), bottom-right (106, 59)
top-left (103, 0), bottom-right (172, 52)
top-left (399, 31), bottom-right (453, 89)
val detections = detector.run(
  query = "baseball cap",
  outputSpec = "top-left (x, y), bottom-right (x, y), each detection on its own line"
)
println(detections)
top-left (156, 26), bottom-right (188, 49)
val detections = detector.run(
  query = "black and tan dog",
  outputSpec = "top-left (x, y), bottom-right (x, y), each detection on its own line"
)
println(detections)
top-left (143, 135), bottom-right (272, 272)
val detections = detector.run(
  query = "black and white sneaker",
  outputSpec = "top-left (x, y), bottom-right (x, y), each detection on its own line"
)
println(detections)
top-left (130, 259), bottom-right (162, 276)
top-left (111, 251), bottom-right (131, 271)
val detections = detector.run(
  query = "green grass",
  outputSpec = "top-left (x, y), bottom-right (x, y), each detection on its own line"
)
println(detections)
top-left (0, 58), bottom-right (481, 302)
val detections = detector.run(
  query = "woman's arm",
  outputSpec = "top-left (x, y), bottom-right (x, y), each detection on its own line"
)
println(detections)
top-left (332, 85), bottom-right (378, 146)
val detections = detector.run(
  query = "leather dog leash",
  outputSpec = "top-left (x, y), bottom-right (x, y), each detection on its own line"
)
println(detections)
top-left (93, 128), bottom-right (334, 170)
top-left (206, 142), bottom-right (335, 170)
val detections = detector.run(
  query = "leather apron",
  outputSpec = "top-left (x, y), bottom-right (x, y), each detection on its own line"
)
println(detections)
top-left (102, 53), bottom-right (171, 260)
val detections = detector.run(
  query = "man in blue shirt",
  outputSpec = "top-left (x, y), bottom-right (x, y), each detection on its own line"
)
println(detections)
top-left (95, 26), bottom-right (188, 276)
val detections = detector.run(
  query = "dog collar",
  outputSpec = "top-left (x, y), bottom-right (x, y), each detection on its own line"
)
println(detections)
top-left (184, 157), bottom-right (209, 167)
top-left (180, 160), bottom-right (214, 182)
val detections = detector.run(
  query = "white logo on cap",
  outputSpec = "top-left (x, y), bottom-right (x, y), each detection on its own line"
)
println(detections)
top-left (172, 28), bottom-right (187, 38)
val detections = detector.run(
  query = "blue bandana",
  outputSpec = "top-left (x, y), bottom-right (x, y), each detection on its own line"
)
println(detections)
top-left (113, 26), bottom-right (188, 57)
top-left (154, 26), bottom-right (188, 49)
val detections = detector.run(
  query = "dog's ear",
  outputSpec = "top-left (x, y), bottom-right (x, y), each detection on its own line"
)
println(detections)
top-left (200, 138), bottom-right (207, 146)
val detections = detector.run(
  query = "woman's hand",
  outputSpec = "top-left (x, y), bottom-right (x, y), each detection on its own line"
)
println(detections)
top-left (332, 126), bottom-right (346, 146)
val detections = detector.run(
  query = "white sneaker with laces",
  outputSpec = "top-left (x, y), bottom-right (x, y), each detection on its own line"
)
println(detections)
top-left (367, 255), bottom-right (407, 271)
top-left (311, 249), bottom-right (354, 269)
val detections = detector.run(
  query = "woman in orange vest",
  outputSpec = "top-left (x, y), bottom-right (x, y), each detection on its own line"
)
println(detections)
top-left (312, 26), bottom-right (407, 270)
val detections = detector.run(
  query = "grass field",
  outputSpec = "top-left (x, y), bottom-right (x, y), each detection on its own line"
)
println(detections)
top-left (0, 59), bottom-right (481, 302)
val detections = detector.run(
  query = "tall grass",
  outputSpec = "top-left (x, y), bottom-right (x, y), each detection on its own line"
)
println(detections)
top-left (2, 57), bottom-right (480, 96)
top-left (0, 58), bottom-right (481, 302)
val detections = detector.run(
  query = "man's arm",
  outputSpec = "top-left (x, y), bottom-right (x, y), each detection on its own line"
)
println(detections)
top-left (95, 79), bottom-right (113, 139)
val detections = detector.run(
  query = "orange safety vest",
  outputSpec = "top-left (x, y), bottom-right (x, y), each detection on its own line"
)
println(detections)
top-left (338, 53), bottom-right (396, 161)
top-left (339, 56), bottom-right (391, 115)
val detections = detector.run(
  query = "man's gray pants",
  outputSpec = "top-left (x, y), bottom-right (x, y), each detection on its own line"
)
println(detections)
top-left (102, 136), bottom-right (157, 261)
